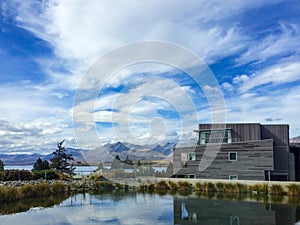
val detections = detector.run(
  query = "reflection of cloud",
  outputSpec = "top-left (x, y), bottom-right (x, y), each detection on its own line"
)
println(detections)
top-left (0, 194), bottom-right (174, 225)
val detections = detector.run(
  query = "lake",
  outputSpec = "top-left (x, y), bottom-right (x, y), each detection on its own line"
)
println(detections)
top-left (0, 192), bottom-right (299, 225)
top-left (5, 165), bottom-right (98, 175)
top-left (4, 165), bottom-right (167, 175)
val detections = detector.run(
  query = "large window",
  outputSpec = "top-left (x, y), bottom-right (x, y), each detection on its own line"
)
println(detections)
top-left (199, 129), bottom-right (232, 144)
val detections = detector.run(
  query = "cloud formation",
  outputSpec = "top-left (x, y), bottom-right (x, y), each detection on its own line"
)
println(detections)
top-left (0, 0), bottom-right (300, 153)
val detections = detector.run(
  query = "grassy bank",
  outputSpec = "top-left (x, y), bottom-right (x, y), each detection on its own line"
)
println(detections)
top-left (1, 178), bottom-right (300, 204)
top-left (0, 182), bottom-right (70, 202)
top-left (138, 179), bottom-right (300, 196)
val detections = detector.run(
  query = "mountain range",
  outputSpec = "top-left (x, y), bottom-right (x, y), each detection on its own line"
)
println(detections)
top-left (0, 142), bottom-right (176, 166)
top-left (3, 135), bottom-right (300, 166)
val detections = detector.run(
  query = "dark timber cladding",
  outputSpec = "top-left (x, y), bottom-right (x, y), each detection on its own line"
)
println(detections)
top-left (174, 123), bottom-right (293, 181)
top-left (173, 139), bottom-right (274, 180)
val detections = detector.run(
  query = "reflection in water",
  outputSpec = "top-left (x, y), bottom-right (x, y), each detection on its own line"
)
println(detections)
top-left (0, 195), bottom-right (70, 215)
top-left (174, 196), bottom-right (300, 225)
top-left (0, 192), bottom-right (299, 225)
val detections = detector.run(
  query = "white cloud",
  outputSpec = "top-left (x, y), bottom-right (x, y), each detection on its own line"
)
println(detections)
top-left (236, 23), bottom-right (300, 65)
top-left (1, 0), bottom-right (299, 153)
top-left (238, 61), bottom-right (300, 93)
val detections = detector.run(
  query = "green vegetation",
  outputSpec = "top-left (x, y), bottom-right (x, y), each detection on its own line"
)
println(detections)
top-left (249, 184), bottom-right (268, 196)
top-left (0, 169), bottom-right (35, 181)
top-left (0, 159), bottom-right (4, 171)
top-left (270, 184), bottom-right (287, 195)
top-left (288, 184), bottom-right (300, 196)
top-left (0, 182), bottom-right (70, 203)
top-left (32, 157), bottom-right (50, 171)
top-left (33, 170), bottom-right (59, 180)
top-left (50, 140), bottom-right (75, 174)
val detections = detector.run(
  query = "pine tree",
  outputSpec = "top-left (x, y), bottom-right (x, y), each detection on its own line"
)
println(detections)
top-left (50, 140), bottom-right (75, 174)
top-left (0, 159), bottom-right (4, 171)
top-left (33, 158), bottom-right (43, 171)
top-left (111, 155), bottom-right (122, 169)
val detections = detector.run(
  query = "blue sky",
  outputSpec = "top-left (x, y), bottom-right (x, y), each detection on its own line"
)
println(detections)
top-left (0, 0), bottom-right (300, 154)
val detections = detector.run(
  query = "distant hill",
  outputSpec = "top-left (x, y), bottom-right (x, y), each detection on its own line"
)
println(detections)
top-left (290, 135), bottom-right (300, 143)
top-left (0, 141), bottom-right (176, 166)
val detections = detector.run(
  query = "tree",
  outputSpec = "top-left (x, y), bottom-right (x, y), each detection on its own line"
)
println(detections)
top-left (32, 158), bottom-right (50, 171)
top-left (33, 158), bottom-right (43, 171)
top-left (111, 155), bottom-right (122, 169)
top-left (0, 159), bottom-right (4, 171)
top-left (97, 162), bottom-right (104, 170)
top-left (50, 140), bottom-right (75, 174)
top-left (42, 160), bottom-right (50, 170)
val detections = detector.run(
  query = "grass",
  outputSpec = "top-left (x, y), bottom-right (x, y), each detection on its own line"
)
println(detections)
top-left (270, 184), bottom-right (287, 195)
top-left (288, 184), bottom-right (300, 196)
top-left (0, 182), bottom-right (70, 203)
top-left (249, 184), bottom-right (268, 196)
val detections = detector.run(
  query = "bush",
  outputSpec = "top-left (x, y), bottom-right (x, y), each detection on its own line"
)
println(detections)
top-left (178, 181), bottom-right (193, 191)
top-left (207, 182), bottom-right (216, 192)
top-left (235, 183), bottom-right (247, 194)
top-left (249, 184), bottom-right (268, 196)
top-left (168, 181), bottom-right (178, 191)
top-left (288, 184), bottom-right (300, 196)
top-left (156, 180), bottom-right (169, 190)
top-left (20, 184), bottom-right (35, 198)
top-left (195, 182), bottom-right (208, 192)
top-left (35, 183), bottom-right (52, 197)
top-left (51, 183), bottom-right (67, 194)
top-left (93, 181), bottom-right (115, 191)
top-left (270, 184), bottom-right (286, 195)
top-left (0, 170), bottom-right (35, 181)
top-left (216, 182), bottom-right (225, 192)
top-left (33, 170), bottom-right (59, 180)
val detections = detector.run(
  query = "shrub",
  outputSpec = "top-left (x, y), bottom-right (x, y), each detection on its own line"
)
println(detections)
top-left (249, 184), bottom-right (268, 196)
top-left (195, 182), bottom-right (208, 192)
top-left (93, 181), bottom-right (115, 191)
top-left (35, 183), bottom-right (52, 197)
top-left (270, 184), bottom-right (286, 195)
top-left (4, 187), bottom-right (19, 201)
top-left (168, 181), bottom-right (178, 191)
top-left (20, 184), bottom-right (35, 198)
top-left (288, 184), bottom-right (300, 196)
top-left (51, 183), bottom-right (67, 194)
top-left (156, 180), bottom-right (169, 190)
top-left (224, 183), bottom-right (237, 193)
top-left (33, 170), bottom-right (59, 180)
top-left (235, 183), bottom-right (247, 194)
top-left (207, 182), bottom-right (216, 192)
top-left (216, 182), bottom-right (225, 192)
top-left (178, 181), bottom-right (193, 191)
top-left (0, 170), bottom-right (35, 181)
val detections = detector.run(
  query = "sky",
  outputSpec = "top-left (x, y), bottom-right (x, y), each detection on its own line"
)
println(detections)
top-left (0, 0), bottom-right (300, 154)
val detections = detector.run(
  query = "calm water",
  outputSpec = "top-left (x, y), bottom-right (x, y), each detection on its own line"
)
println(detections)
top-left (0, 192), bottom-right (299, 225)
top-left (5, 165), bottom-right (98, 175)
top-left (5, 165), bottom-right (166, 175)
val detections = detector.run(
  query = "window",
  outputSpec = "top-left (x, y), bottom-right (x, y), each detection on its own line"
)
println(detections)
top-left (229, 175), bottom-right (238, 180)
top-left (188, 152), bottom-right (196, 161)
top-left (199, 129), bottom-right (231, 144)
top-left (188, 174), bottom-right (196, 179)
top-left (228, 152), bottom-right (237, 161)
top-left (230, 216), bottom-right (239, 225)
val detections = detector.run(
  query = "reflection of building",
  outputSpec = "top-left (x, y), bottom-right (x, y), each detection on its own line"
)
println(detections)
top-left (174, 196), bottom-right (299, 225)
top-left (174, 123), bottom-right (300, 181)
